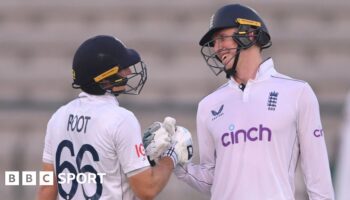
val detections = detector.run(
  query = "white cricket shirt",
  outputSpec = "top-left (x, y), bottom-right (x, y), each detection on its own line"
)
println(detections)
top-left (43, 92), bottom-right (149, 200)
top-left (175, 58), bottom-right (334, 200)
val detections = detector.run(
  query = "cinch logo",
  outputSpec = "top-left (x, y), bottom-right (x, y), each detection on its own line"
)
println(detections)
top-left (313, 129), bottom-right (324, 137)
top-left (221, 124), bottom-right (272, 147)
top-left (211, 104), bottom-right (224, 121)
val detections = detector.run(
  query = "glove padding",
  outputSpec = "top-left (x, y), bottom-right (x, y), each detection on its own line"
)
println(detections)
top-left (162, 126), bottom-right (193, 166)
top-left (142, 117), bottom-right (176, 163)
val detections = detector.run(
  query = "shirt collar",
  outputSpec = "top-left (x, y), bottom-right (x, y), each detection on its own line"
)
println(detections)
top-left (228, 57), bottom-right (277, 88)
top-left (78, 92), bottom-right (119, 105)
top-left (255, 57), bottom-right (277, 81)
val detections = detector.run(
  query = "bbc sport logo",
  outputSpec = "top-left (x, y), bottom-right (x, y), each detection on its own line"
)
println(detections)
top-left (5, 171), bottom-right (54, 186)
top-left (5, 171), bottom-right (106, 186)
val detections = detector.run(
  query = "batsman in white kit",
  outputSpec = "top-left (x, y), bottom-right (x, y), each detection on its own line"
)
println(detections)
top-left (144, 4), bottom-right (335, 200)
top-left (37, 35), bottom-right (193, 200)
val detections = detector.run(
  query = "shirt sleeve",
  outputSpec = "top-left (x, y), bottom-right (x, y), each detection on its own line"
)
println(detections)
top-left (174, 162), bottom-right (214, 195)
top-left (335, 123), bottom-right (350, 200)
top-left (297, 83), bottom-right (335, 199)
top-left (173, 102), bottom-right (214, 195)
top-left (42, 115), bottom-right (55, 164)
top-left (335, 93), bottom-right (350, 200)
top-left (114, 112), bottom-right (150, 174)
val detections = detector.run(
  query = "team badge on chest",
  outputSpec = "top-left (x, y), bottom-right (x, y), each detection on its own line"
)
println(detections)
top-left (267, 91), bottom-right (279, 111)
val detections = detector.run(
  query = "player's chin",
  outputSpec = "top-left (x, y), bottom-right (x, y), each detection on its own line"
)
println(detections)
top-left (222, 56), bottom-right (235, 66)
top-left (223, 61), bottom-right (234, 70)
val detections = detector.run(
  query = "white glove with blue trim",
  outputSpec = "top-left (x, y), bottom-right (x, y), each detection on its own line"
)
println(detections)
top-left (142, 117), bottom-right (176, 165)
top-left (162, 125), bottom-right (193, 167)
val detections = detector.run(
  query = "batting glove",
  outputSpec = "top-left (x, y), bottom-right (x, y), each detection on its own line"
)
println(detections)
top-left (162, 125), bottom-right (193, 167)
top-left (142, 117), bottom-right (176, 165)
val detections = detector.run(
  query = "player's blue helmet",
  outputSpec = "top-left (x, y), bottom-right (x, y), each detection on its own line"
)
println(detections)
top-left (72, 35), bottom-right (147, 96)
top-left (200, 4), bottom-right (271, 77)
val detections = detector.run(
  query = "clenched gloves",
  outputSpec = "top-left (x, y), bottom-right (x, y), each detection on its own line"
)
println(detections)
top-left (142, 117), bottom-right (193, 167)
top-left (142, 117), bottom-right (175, 164)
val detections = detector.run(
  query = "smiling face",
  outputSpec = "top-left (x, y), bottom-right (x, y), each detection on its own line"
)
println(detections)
top-left (212, 28), bottom-right (238, 70)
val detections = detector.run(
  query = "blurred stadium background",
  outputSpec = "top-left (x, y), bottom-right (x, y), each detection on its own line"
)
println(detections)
top-left (1, 0), bottom-right (350, 199)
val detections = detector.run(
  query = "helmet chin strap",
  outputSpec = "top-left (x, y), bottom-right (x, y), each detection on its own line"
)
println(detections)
top-left (223, 50), bottom-right (246, 91)
top-left (224, 50), bottom-right (240, 79)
